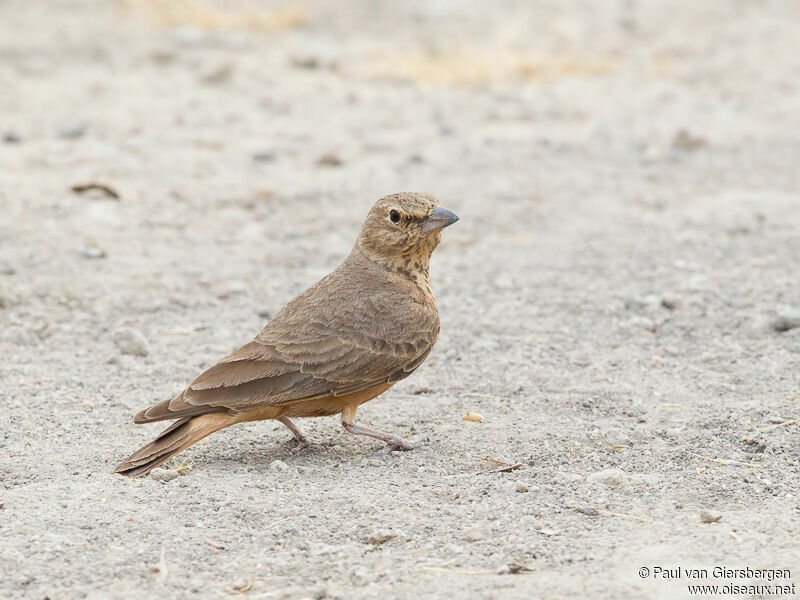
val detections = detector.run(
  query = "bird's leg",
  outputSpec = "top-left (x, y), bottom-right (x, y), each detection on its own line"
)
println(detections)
top-left (278, 417), bottom-right (327, 454)
top-left (340, 405), bottom-right (419, 454)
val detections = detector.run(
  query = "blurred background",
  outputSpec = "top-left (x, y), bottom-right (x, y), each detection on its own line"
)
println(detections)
top-left (3, 0), bottom-right (798, 352)
top-left (2, 1), bottom-right (799, 598)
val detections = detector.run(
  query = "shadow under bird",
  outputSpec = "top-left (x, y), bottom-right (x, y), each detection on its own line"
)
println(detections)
top-left (114, 192), bottom-right (459, 477)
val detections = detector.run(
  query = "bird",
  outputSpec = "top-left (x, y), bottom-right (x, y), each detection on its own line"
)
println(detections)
top-left (113, 192), bottom-right (459, 477)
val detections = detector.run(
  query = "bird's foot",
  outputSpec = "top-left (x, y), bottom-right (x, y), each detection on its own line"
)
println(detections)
top-left (371, 433), bottom-right (430, 457)
top-left (279, 417), bottom-right (332, 454)
top-left (289, 436), bottom-right (333, 455)
top-left (341, 415), bottom-right (429, 457)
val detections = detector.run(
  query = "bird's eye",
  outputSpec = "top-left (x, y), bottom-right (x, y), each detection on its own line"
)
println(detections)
top-left (389, 209), bottom-right (401, 224)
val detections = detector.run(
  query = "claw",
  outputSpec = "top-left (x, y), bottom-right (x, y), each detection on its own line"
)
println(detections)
top-left (370, 433), bottom-right (429, 457)
top-left (288, 436), bottom-right (333, 454)
top-left (341, 404), bottom-right (429, 457)
top-left (289, 440), bottom-right (310, 455)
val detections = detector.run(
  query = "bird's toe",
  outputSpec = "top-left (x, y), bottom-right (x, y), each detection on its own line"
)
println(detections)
top-left (288, 436), bottom-right (333, 454)
top-left (372, 434), bottom-right (429, 456)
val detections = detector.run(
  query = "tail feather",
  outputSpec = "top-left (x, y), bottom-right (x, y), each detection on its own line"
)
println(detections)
top-left (113, 413), bottom-right (233, 478)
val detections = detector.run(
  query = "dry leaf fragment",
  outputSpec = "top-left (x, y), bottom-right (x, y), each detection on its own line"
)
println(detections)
top-left (462, 412), bottom-right (484, 422)
top-left (71, 182), bottom-right (120, 200)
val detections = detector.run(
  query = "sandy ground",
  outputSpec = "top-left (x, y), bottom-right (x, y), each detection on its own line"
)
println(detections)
top-left (2, 1), bottom-right (800, 598)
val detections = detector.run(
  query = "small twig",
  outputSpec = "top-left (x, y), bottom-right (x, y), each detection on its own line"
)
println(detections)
top-left (71, 182), bottom-right (120, 199)
top-left (158, 544), bottom-right (168, 583)
top-left (684, 451), bottom-right (760, 469)
top-left (759, 417), bottom-right (800, 433)
top-left (469, 454), bottom-right (507, 466)
top-left (482, 463), bottom-right (523, 475)
top-left (204, 538), bottom-right (225, 550)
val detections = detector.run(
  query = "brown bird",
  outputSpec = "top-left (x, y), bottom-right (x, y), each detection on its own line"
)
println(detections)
top-left (113, 192), bottom-right (458, 477)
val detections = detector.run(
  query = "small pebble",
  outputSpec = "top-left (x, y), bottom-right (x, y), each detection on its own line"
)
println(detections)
top-left (309, 543), bottom-right (339, 556)
top-left (291, 51), bottom-right (339, 71)
top-left (626, 316), bottom-right (656, 332)
top-left (174, 26), bottom-right (206, 45)
top-left (672, 129), bottom-right (707, 150)
top-left (515, 482), bottom-right (529, 493)
top-left (112, 327), bottom-right (149, 357)
top-left (0, 260), bottom-right (15, 275)
top-left (624, 295), bottom-right (660, 310)
top-left (630, 473), bottom-right (661, 486)
top-left (216, 280), bottom-right (247, 299)
top-left (150, 468), bottom-right (179, 482)
top-left (349, 566), bottom-right (372, 587)
top-left (291, 56), bottom-right (319, 71)
top-left (201, 62), bottom-right (233, 84)
top-left (150, 49), bottom-right (176, 65)
top-left (282, 521), bottom-right (302, 536)
top-left (493, 274), bottom-right (514, 289)
top-left (773, 308), bottom-right (800, 332)
top-left (252, 150), bottom-right (276, 162)
top-left (444, 543), bottom-right (464, 554)
top-left (317, 153), bottom-right (343, 167)
top-left (291, 55), bottom-right (321, 69)
top-left (588, 468), bottom-right (627, 486)
top-left (660, 293), bottom-right (681, 310)
top-left (311, 587), bottom-right (329, 600)
top-left (553, 472), bottom-right (584, 485)
top-left (463, 522), bottom-right (490, 542)
top-left (643, 144), bottom-right (662, 162)
top-left (80, 245), bottom-right (106, 259)
top-left (57, 121), bottom-right (89, 139)
top-left (497, 563), bottom-right (530, 575)
top-left (700, 510), bottom-right (722, 523)
top-left (366, 529), bottom-right (395, 545)
top-left (269, 459), bottom-right (289, 472)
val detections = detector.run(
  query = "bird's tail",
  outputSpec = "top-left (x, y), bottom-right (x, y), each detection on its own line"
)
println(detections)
top-left (113, 412), bottom-right (233, 478)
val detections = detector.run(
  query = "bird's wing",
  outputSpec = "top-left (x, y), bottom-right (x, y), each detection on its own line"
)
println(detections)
top-left (135, 292), bottom-right (439, 423)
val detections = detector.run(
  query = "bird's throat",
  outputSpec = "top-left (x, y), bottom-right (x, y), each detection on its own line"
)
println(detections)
top-left (352, 244), bottom-right (436, 301)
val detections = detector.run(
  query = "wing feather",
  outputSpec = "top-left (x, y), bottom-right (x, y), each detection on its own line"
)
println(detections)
top-left (134, 255), bottom-right (440, 423)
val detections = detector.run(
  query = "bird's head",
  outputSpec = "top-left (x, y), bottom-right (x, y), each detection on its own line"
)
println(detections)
top-left (357, 192), bottom-right (459, 272)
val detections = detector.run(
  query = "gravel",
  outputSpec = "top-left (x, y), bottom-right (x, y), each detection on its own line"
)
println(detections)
top-left (111, 327), bottom-right (150, 357)
top-left (773, 308), bottom-right (800, 332)
top-left (588, 468), bottom-right (627, 487)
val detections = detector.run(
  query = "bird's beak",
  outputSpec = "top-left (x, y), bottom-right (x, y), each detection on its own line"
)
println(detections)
top-left (420, 206), bottom-right (459, 236)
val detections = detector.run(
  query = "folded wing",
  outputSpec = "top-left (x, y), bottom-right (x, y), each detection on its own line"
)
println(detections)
top-left (135, 289), bottom-right (439, 424)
